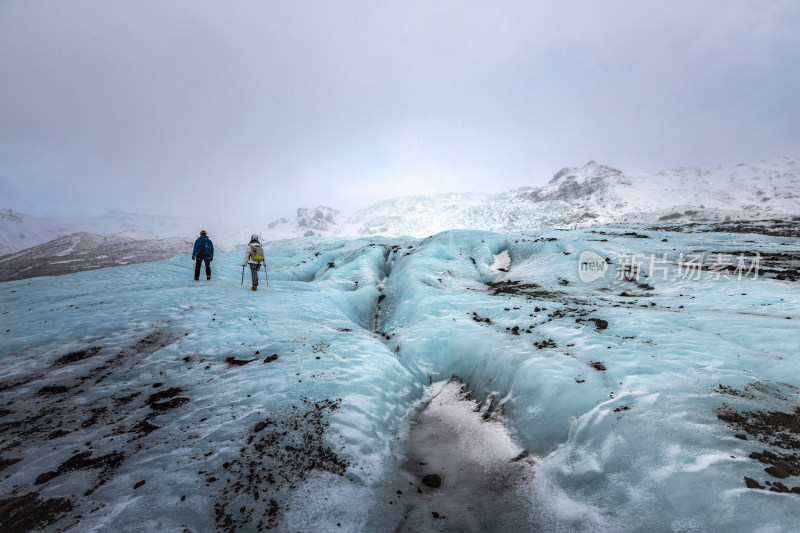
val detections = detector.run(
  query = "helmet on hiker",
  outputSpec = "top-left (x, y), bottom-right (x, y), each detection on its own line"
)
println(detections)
top-left (250, 234), bottom-right (259, 241)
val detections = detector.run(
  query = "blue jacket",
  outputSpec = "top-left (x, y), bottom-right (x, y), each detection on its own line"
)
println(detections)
top-left (193, 235), bottom-right (214, 258)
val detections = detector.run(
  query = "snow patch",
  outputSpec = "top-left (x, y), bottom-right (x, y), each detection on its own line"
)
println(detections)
top-left (491, 249), bottom-right (511, 271)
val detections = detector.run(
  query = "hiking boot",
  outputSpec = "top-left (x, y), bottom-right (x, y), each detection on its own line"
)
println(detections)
top-left (251, 285), bottom-right (257, 291)
top-left (207, 275), bottom-right (211, 280)
top-left (194, 277), bottom-right (199, 281)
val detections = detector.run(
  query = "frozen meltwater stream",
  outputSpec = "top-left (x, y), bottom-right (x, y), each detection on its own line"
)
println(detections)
top-left (0, 227), bottom-right (799, 532)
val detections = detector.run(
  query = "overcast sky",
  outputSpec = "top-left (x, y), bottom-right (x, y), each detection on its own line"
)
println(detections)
top-left (1, 1), bottom-right (799, 225)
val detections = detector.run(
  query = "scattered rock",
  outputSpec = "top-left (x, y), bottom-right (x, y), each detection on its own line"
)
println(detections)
top-left (51, 346), bottom-right (102, 366)
top-left (0, 457), bottom-right (21, 472)
top-left (148, 397), bottom-right (190, 412)
top-left (264, 354), bottom-right (278, 363)
top-left (775, 460), bottom-right (799, 475)
top-left (588, 318), bottom-right (608, 330)
top-left (770, 481), bottom-right (790, 493)
top-left (715, 384), bottom-right (753, 398)
top-left (471, 312), bottom-right (492, 324)
top-left (765, 465), bottom-right (790, 479)
top-left (145, 387), bottom-right (190, 413)
top-left (36, 385), bottom-right (70, 396)
top-left (131, 419), bottom-right (160, 436)
top-left (511, 451), bottom-right (529, 462)
top-left (34, 471), bottom-right (59, 485)
top-left (146, 387), bottom-right (184, 406)
top-left (215, 397), bottom-right (346, 531)
top-left (744, 477), bottom-right (761, 489)
top-left (534, 339), bottom-right (556, 349)
top-left (717, 407), bottom-right (800, 450)
top-left (484, 279), bottom-right (561, 299)
top-left (225, 357), bottom-right (258, 367)
top-left (134, 480), bottom-right (145, 489)
top-left (421, 474), bottom-right (441, 488)
top-left (0, 492), bottom-right (74, 532)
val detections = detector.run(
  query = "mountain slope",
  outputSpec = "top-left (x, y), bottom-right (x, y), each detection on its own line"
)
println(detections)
top-left (338, 157), bottom-right (800, 238)
top-left (524, 157), bottom-right (800, 224)
top-left (0, 209), bottom-right (197, 256)
top-left (0, 231), bottom-right (191, 282)
top-left (0, 210), bottom-right (72, 256)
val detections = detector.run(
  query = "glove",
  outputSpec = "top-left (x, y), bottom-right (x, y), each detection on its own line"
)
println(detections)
top-left (208, 257), bottom-right (213, 262)
top-left (192, 255), bottom-right (195, 260)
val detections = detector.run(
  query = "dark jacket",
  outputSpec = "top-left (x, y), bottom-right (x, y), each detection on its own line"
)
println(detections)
top-left (193, 235), bottom-right (214, 258)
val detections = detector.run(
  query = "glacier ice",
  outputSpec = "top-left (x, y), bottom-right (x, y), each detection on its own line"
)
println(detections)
top-left (0, 226), bottom-right (799, 532)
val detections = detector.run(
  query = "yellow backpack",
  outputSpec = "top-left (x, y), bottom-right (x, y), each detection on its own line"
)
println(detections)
top-left (251, 243), bottom-right (264, 262)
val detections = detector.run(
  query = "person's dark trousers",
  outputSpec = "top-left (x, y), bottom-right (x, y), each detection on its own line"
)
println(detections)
top-left (249, 263), bottom-right (260, 286)
top-left (195, 257), bottom-right (211, 279)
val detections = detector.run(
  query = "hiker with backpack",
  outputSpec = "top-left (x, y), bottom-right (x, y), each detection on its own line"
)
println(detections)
top-left (192, 230), bottom-right (214, 280)
top-left (243, 234), bottom-right (266, 291)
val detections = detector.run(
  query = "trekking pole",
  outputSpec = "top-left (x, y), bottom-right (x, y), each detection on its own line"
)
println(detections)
top-left (264, 263), bottom-right (269, 287)
top-left (241, 265), bottom-right (245, 286)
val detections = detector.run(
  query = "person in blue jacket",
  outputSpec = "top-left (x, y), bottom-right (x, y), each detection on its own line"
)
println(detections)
top-left (192, 230), bottom-right (214, 280)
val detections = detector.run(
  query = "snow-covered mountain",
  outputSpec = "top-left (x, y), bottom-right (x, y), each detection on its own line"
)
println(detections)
top-left (268, 157), bottom-right (800, 239)
top-left (0, 209), bottom-right (197, 256)
top-left (522, 157), bottom-right (800, 225)
top-left (0, 210), bottom-right (72, 256)
top-left (3, 157), bottom-right (799, 255)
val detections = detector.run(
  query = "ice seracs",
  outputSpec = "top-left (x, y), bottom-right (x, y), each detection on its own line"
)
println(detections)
top-left (267, 206), bottom-right (344, 238)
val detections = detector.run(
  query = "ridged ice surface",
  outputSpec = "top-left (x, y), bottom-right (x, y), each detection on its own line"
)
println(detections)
top-left (0, 227), bottom-right (798, 532)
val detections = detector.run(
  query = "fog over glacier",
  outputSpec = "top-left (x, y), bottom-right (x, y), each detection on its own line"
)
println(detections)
top-left (2, 2), bottom-right (800, 222)
top-left (1, 225), bottom-right (798, 532)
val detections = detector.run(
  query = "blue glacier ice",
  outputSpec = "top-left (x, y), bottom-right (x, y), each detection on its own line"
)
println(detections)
top-left (0, 227), bottom-right (798, 532)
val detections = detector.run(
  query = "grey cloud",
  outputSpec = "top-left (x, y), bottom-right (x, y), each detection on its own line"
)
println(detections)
top-left (1, 1), bottom-right (799, 223)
